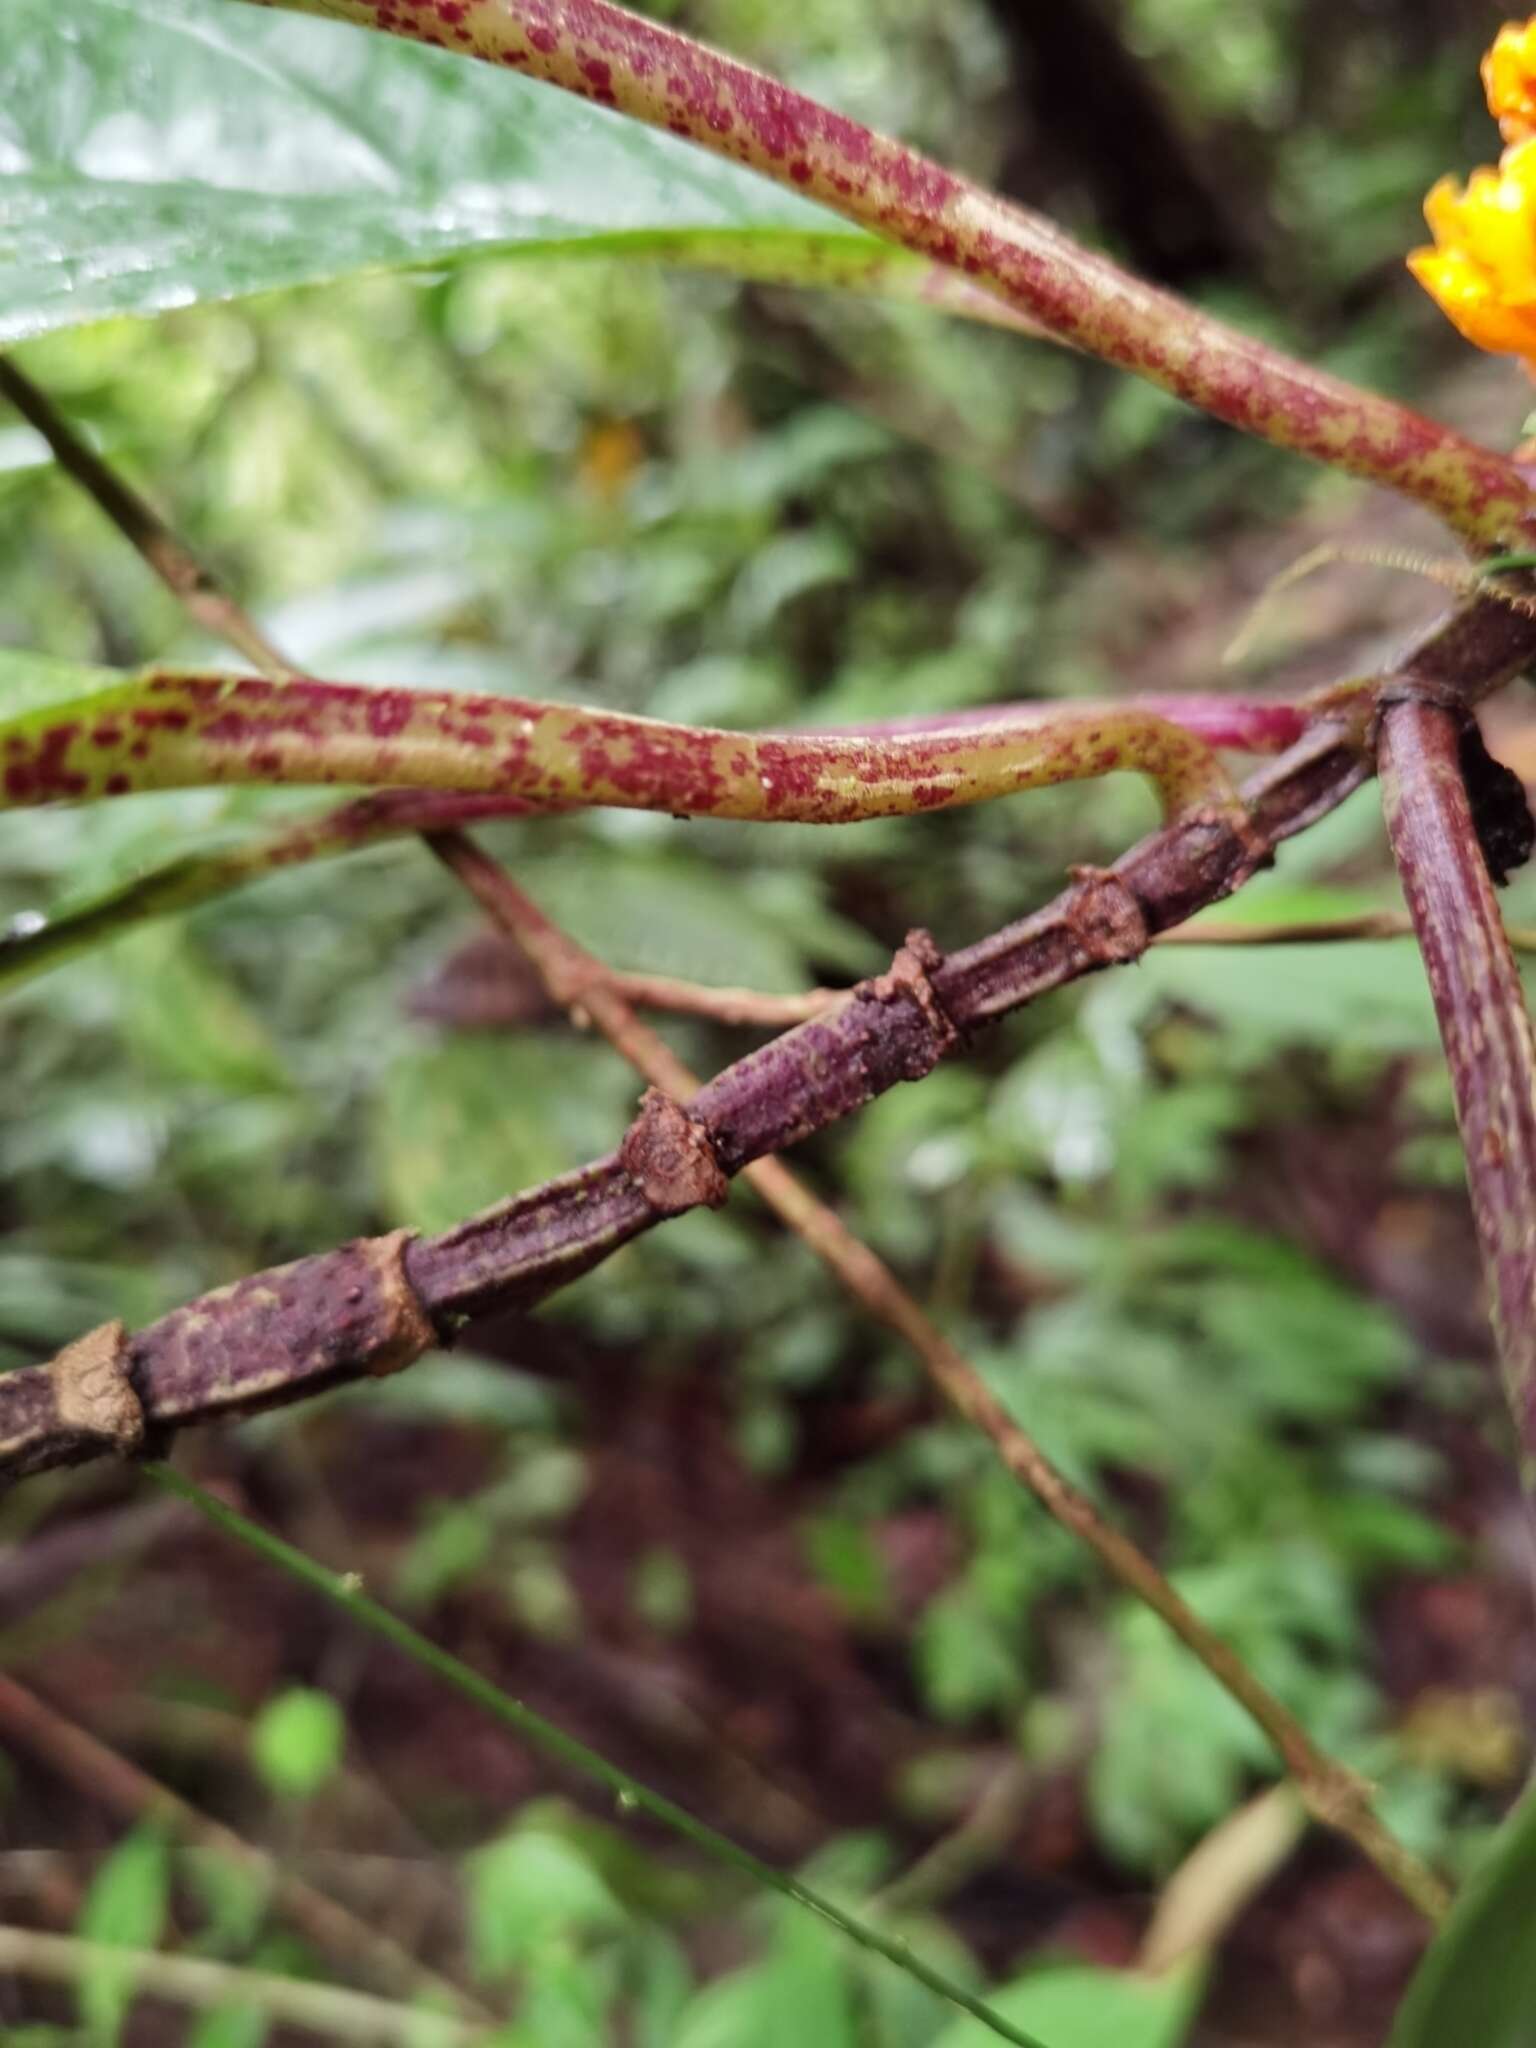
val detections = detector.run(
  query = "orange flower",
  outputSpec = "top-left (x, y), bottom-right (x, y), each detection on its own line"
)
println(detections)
top-left (1484, 18), bottom-right (1536, 143)
top-left (1409, 140), bottom-right (1536, 366)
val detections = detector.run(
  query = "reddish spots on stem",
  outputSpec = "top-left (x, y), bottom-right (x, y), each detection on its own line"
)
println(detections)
top-left (363, 692), bottom-right (416, 741)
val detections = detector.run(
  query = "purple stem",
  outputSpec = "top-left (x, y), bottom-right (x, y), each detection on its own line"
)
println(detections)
top-left (1380, 698), bottom-right (1536, 1481)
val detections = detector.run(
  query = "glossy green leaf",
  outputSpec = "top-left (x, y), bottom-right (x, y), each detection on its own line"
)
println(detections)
top-left (1389, 1781), bottom-right (1536, 2048)
top-left (0, 0), bottom-right (1028, 342)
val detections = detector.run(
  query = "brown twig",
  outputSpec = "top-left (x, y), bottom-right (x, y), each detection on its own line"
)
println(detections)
top-left (0, 358), bottom-right (291, 684)
top-left (1380, 698), bottom-right (1536, 1484)
top-left (440, 908), bottom-right (1536, 1039)
top-left (2, 355), bottom-right (1522, 1925)
top-left (428, 832), bottom-right (1451, 1921)
top-left (0, 625), bottom-right (1501, 1488)
top-left (0, 1670), bottom-right (495, 2022)
top-left (0, 1924), bottom-right (478, 2047)
top-left (9, 589), bottom-right (1536, 1482)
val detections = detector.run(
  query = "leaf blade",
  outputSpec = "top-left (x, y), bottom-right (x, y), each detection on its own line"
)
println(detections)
top-left (0, 0), bottom-right (1035, 340)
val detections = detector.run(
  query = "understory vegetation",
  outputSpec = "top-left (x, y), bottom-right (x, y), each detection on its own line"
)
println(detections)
top-left (1, 3), bottom-right (1534, 2044)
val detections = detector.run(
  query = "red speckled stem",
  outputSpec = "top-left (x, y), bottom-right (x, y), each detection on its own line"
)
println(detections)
top-left (1380, 700), bottom-right (1536, 1483)
top-left (0, 695), bottom-right (1302, 995)
top-left (0, 671), bottom-right (1242, 823)
top-left (230, 0), bottom-right (1536, 545)
top-left (8, 585), bottom-right (1536, 1486)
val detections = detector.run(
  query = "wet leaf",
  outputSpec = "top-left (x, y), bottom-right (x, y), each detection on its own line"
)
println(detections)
top-left (0, 0), bottom-right (1031, 343)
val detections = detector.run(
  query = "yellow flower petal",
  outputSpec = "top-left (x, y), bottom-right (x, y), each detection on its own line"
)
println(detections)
top-left (1411, 23), bottom-right (1536, 369)
top-left (1409, 244), bottom-right (1536, 359)
top-left (1484, 19), bottom-right (1536, 142)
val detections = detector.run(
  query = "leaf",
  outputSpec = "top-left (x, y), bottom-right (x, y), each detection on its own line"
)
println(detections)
top-left (519, 850), bottom-right (810, 993)
top-left (375, 1031), bottom-right (634, 1235)
top-left (932, 1959), bottom-right (1205, 2048)
top-left (673, 1910), bottom-right (858, 2048)
top-left (248, 1686), bottom-right (345, 1802)
top-left (0, 648), bottom-right (123, 720)
top-left (465, 1827), bottom-right (625, 1981)
top-left (117, 924), bottom-right (291, 1093)
top-left (188, 2008), bottom-right (269, 2048)
top-left (0, 0), bottom-right (1034, 343)
top-left (76, 1824), bottom-right (171, 2044)
top-left (1389, 1781), bottom-right (1536, 2048)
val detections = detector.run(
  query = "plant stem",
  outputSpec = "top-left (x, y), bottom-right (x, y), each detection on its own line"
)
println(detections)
top-left (15, 594), bottom-right (1536, 1492)
top-left (0, 665), bottom-right (1246, 825)
top-left (1379, 699), bottom-right (1536, 1484)
top-left (0, 359), bottom-right (291, 683)
top-left (429, 831), bottom-right (1451, 1920)
top-left (144, 1464), bottom-right (1048, 2048)
top-left (0, 1670), bottom-right (494, 2023)
top-left (0, 1922), bottom-right (477, 2047)
top-left (229, 0), bottom-right (1536, 544)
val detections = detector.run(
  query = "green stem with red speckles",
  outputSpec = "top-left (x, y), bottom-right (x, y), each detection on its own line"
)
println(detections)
top-left (229, 0), bottom-right (1536, 546)
top-left (0, 669), bottom-right (1245, 825)
top-left (0, 692), bottom-right (1304, 995)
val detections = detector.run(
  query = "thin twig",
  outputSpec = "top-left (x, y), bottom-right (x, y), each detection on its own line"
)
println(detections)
top-left (871, 1755), bottom-right (1042, 1917)
top-left (455, 907), bottom-right (1536, 1037)
top-left (147, 1464), bottom-right (1051, 2048)
top-left (1380, 699), bottom-right (1536, 1484)
top-left (0, 358), bottom-right (291, 683)
top-left (0, 1671), bottom-right (495, 2024)
top-left (0, 1924), bottom-right (477, 2048)
top-left (0, 350), bottom-right (1491, 1924)
top-left (2, 641), bottom-right (1522, 1486)
top-left (428, 831), bottom-right (1452, 1922)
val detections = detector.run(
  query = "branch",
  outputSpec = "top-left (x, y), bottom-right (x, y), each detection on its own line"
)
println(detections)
top-left (0, 359), bottom-right (291, 684)
top-left (0, 1671), bottom-right (496, 2024)
top-left (0, 665), bottom-right (1248, 825)
top-left (413, 907), bottom-right (1536, 1038)
top-left (429, 833), bottom-right (1450, 1919)
top-left (229, 0), bottom-right (1536, 545)
top-left (0, 1924), bottom-right (476, 2048)
top-left (6, 596), bottom-right (1534, 1464)
top-left (1379, 697), bottom-right (1536, 1482)
top-left (0, 690), bottom-right (1309, 997)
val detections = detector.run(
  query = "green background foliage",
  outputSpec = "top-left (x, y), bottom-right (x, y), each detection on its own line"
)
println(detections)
top-left (0, 0), bottom-right (1530, 2041)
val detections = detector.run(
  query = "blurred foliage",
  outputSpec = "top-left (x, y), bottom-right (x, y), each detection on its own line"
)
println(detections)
top-left (0, 0), bottom-right (1532, 2042)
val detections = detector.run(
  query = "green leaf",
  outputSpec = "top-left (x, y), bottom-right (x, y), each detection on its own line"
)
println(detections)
top-left (1389, 1782), bottom-right (1536, 2048)
top-left (0, 0), bottom-right (1028, 343)
top-left (674, 1910), bottom-right (858, 2048)
top-left (375, 1031), bottom-right (634, 1236)
top-left (117, 924), bottom-right (291, 1094)
top-left (249, 1686), bottom-right (345, 1802)
top-left (76, 1824), bottom-right (171, 2044)
top-left (465, 1827), bottom-right (625, 1982)
top-left (188, 2009), bottom-right (268, 2048)
top-left (932, 1959), bottom-right (1205, 2048)
top-left (914, 1580), bottom-right (1026, 1724)
top-left (0, 647), bottom-right (123, 720)
top-left (519, 850), bottom-right (811, 993)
